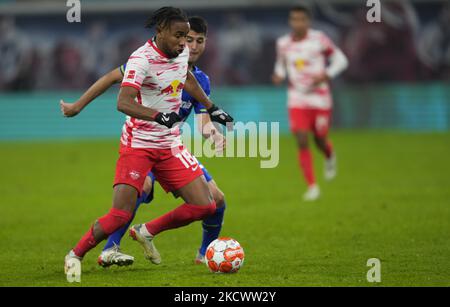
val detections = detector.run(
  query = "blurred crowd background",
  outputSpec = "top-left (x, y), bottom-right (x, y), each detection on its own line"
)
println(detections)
top-left (1, 0), bottom-right (449, 91)
top-left (0, 0), bottom-right (449, 137)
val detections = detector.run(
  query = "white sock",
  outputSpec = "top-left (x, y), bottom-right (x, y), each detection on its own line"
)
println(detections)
top-left (140, 224), bottom-right (154, 238)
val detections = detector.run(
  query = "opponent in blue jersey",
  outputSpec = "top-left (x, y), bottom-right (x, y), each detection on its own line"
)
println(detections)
top-left (60, 16), bottom-right (227, 266)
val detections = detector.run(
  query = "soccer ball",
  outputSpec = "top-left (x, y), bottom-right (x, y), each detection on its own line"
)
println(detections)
top-left (205, 237), bottom-right (245, 273)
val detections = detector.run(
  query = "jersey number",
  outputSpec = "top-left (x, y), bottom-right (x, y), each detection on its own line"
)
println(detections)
top-left (175, 149), bottom-right (199, 171)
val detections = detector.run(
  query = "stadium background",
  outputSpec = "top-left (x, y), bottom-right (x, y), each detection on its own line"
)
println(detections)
top-left (0, 0), bottom-right (449, 286)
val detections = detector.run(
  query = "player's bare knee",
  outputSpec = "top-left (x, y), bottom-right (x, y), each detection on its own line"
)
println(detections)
top-left (112, 200), bottom-right (135, 213)
top-left (296, 133), bottom-right (309, 149)
top-left (192, 188), bottom-right (214, 206)
top-left (112, 184), bottom-right (138, 212)
top-left (92, 220), bottom-right (107, 242)
top-left (205, 191), bottom-right (215, 205)
top-left (208, 181), bottom-right (224, 207)
top-left (198, 190), bottom-right (214, 206)
top-left (214, 189), bottom-right (225, 208)
top-left (314, 135), bottom-right (326, 148)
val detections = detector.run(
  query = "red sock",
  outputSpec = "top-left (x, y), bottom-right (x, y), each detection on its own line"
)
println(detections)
top-left (145, 202), bottom-right (216, 236)
top-left (299, 149), bottom-right (315, 186)
top-left (73, 227), bottom-right (96, 258)
top-left (73, 208), bottom-right (132, 258)
top-left (324, 141), bottom-right (333, 159)
top-left (97, 208), bottom-right (132, 234)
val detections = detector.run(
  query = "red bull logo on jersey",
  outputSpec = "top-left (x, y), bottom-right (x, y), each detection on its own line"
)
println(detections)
top-left (160, 80), bottom-right (184, 97)
top-left (294, 58), bottom-right (307, 71)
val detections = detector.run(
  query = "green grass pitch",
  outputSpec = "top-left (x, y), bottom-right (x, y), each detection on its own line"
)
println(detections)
top-left (0, 131), bottom-right (449, 286)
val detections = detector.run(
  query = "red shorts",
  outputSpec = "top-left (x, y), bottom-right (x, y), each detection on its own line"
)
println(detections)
top-left (288, 108), bottom-right (332, 137)
top-left (114, 144), bottom-right (204, 195)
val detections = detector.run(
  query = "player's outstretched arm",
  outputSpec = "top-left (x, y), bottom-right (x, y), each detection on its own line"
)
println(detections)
top-left (272, 39), bottom-right (287, 86)
top-left (60, 68), bottom-right (124, 117)
top-left (117, 86), bottom-right (181, 128)
top-left (184, 71), bottom-right (234, 127)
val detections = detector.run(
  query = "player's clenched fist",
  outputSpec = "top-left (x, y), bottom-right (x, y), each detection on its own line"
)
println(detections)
top-left (60, 100), bottom-right (82, 117)
top-left (153, 112), bottom-right (182, 128)
top-left (207, 104), bottom-right (233, 127)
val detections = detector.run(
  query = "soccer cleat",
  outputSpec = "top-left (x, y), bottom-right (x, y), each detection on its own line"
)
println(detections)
top-left (64, 250), bottom-right (82, 275)
top-left (129, 224), bottom-right (161, 265)
top-left (324, 154), bottom-right (337, 181)
top-left (303, 184), bottom-right (320, 201)
top-left (194, 251), bottom-right (206, 265)
top-left (97, 244), bottom-right (134, 268)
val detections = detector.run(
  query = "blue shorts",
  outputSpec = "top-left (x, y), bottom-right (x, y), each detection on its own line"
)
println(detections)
top-left (143, 161), bottom-right (213, 203)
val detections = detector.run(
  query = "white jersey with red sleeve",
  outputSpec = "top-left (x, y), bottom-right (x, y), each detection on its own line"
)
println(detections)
top-left (274, 29), bottom-right (348, 110)
top-left (120, 39), bottom-right (189, 149)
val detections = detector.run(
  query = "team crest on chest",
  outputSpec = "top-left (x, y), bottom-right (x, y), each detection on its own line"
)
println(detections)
top-left (160, 80), bottom-right (184, 97)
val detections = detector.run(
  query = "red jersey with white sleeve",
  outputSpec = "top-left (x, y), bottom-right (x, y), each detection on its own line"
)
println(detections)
top-left (121, 39), bottom-right (189, 149)
top-left (274, 29), bottom-right (347, 110)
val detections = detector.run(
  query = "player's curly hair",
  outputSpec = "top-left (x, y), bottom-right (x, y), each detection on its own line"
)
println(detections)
top-left (145, 6), bottom-right (189, 30)
top-left (290, 4), bottom-right (312, 17)
top-left (188, 16), bottom-right (208, 35)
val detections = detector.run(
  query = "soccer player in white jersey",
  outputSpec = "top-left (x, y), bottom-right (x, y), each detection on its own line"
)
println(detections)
top-left (64, 7), bottom-right (233, 275)
top-left (272, 5), bottom-right (348, 201)
top-left (61, 16), bottom-right (228, 267)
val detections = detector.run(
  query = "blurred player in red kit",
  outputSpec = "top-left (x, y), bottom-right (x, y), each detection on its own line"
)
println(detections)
top-left (272, 5), bottom-right (348, 201)
top-left (64, 7), bottom-right (233, 274)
